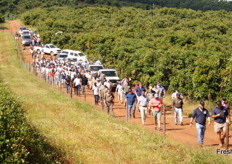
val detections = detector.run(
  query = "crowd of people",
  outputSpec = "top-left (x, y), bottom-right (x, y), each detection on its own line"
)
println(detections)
top-left (17, 30), bottom-right (231, 148)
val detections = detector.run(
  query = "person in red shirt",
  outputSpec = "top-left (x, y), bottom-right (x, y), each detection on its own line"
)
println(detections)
top-left (49, 69), bottom-right (55, 86)
top-left (149, 94), bottom-right (163, 130)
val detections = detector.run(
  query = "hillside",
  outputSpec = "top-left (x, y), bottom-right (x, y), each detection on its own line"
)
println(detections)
top-left (21, 6), bottom-right (232, 101)
top-left (0, 26), bottom-right (231, 163)
top-left (1, 0), bottom-right (232, 17)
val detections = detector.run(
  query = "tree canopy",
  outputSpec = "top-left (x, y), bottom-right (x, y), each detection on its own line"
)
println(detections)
top-left (21, 6), bottom-right (232, 101)
top-left (1, 0), bottom-right (232, 17)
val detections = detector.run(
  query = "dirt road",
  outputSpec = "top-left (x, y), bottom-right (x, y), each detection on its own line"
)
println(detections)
top-left (6, 20), bottom-right (232, 151)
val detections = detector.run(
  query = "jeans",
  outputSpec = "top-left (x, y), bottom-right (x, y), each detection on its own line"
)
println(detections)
top-left (75, 85), bottom-right (81, 96)
top-left (94, 95), bottom-right (99, 104)
top-left (66, 85), bottom-right (70, 94)
top-left (196, 123), bottom-right (206, 144)
top-left (174, 107), bottom-right (183, 124)
top-left (127, 104), bottom-right (135, 118)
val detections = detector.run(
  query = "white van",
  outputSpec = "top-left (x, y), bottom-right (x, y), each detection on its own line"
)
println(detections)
top-left (60, 49), bottom-right (88, 63)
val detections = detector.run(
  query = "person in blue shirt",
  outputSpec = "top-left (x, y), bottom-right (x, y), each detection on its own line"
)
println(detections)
top-left (125, 89), bottom-right (137, 119)
top-left (190, 101), bottom-right (210, 146)
top-left (135, 82), bottom-right (146, 97)
top-left (211, 100), bottom-right (230, 147)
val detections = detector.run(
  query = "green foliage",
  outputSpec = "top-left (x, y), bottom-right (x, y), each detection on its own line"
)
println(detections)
top-left (0, 81), bottom-right (65, 163)
top-left (21, 7), bottom-right (232, 101)
top-left (2, 0), bottom-right (232, 17)
top-left (0, 13), bottom-right (4, 23)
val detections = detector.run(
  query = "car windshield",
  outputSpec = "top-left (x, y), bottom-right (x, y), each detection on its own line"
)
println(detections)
top-left (61, 51), bottom-right (68, 54)
top-left (49, 45), bottom-right (57, 48)
top-left (20, 27), bottom-right (27, 30)
top-left (102, 71), bottom-right (117, 77)
top-left (90, 66), bottom-right (103, 71)
top-left (78, 53), bottom-right (85, 56)
top-left (58, 55), bottom-right (67, 58)
top-left (22, 36), bottom-right (31, 39)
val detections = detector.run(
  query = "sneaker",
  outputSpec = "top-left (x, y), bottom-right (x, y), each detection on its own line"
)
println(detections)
top-left (181, 123), bottom-right (184, 126)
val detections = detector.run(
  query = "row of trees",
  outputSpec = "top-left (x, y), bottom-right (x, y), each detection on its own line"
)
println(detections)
top-left (21, 7), bottom-right (232, 101)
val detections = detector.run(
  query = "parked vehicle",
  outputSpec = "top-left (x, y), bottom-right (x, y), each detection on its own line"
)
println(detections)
top-left (98, 69), bottom-right (120, 84)
top-left (21, 35), bottom-right (32, 46)
top-left (56, 53), bottom-right (68, 63)
top-left (18, 26), bottom-right (27, 35)
top-left (88, 65), bottom-right (104, 75)
top-left (98, 69), bottom-right (120, 92)
top-left (60, 49), bottom-right (88, 63)
top-left (34, 44), bottom-right (61, 55)
top-left (21, 30), bottom-right (30, 36)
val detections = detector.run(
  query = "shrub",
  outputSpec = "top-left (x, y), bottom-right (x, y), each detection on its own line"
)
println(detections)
top-left (0, 81), bottom-right (64, 163)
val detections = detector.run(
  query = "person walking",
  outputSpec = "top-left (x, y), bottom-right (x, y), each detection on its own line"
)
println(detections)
top-left (116, 82), bottom-right (123, 103)
top-left (49, 69), bottom-right (55, 86)
top-left (125, 89), bottom-right (137, 119)
top-left (54, 70), bottom-right (61, 88)
top-left (189, 101), bottom-right (210, 146)
top-left (93, 82), bottom-right (100, 105)
top-left (149, 94), bottom-right (163, 130)
top-left (212, 100), bottom-right (230, 147)
top-left (173, 93), bottom-right (184, 125)
top-left (135, 82), bottom-right (146, 97)
top-left (122, 82), bottom-right (130, 106)
top-left (105, 90), bottom-right (115, 116)
top-left (137, 91), bottom-right (149, 125)
top-left (73, 75), bottom-right (82, 96)
top-left (150, 84), bottom-right (159, 96)
top-left (158, 83), bottom-right (165, 100)
top-left (171, 89), bottom-right (183, 100)
top-left (65, 75), bottom-right (71, 94)
top-left (81, 75), bottom-right (88, 95)
top-left (99, 84), bottom-right (108, 109)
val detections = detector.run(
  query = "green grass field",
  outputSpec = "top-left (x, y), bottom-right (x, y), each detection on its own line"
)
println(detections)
top-left (0, 31), bottom-right (231, 163)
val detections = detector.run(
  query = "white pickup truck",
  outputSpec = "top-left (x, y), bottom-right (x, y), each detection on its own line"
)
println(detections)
top-left (98, 69), bottom-right (120, 84)
top-left (34, 44), bottom-right (61, 55)
top-left (98, 69), bottom-right (120, 92)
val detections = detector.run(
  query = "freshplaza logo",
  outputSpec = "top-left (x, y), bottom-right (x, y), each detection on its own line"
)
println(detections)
top-left (216, 149), bottom-right (232, 155)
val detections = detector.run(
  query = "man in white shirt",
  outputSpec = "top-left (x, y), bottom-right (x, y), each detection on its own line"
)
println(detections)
top-left (137, 91), bottom-right (149, 125)
top-left (73, 75), bottom-right (82, 96)
top-left (171, 89), bottom-right (183, 100)
top-left (116, 82), bottom-right (123, 103)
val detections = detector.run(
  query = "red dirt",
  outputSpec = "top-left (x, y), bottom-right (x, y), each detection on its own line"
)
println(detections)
top-left (6, 20), bottom-right (232, 152)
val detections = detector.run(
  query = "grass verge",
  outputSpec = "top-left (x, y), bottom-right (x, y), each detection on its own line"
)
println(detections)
top-left (0, 31), bottom-right (231, 163)
top-left (0, 81), bottom-right (65, 163)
